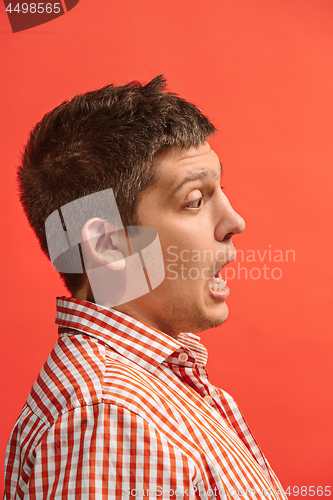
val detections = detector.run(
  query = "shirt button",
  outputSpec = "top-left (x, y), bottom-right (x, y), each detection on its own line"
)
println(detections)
top-left (179, 352), bottom-right (188, 362)
top-left (203, 395), bottom-right (214, 405)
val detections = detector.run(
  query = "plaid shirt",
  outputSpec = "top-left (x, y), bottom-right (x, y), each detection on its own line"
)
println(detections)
top-left (4, 297), bottom-right (286, 499)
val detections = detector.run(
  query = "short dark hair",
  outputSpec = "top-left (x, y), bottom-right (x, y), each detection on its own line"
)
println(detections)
top-left (18, 75), bottom-right (216, 293)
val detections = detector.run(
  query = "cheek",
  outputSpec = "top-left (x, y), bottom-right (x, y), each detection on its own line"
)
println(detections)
top-left (163, 259), bottom-right (209, 292)
top-left (157, 222), bottom-right (212, 276)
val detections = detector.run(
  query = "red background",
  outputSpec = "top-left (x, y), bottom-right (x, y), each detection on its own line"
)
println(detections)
top-left (1, 0), bottom-right (332, 495)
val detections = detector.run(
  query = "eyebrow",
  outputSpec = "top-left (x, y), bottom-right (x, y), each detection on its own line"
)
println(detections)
top-left (168, 162), bottom-right (223, 198)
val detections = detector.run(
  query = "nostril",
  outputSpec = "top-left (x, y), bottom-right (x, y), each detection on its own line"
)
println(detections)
top-left (223, 232), bottom-right (233, 241)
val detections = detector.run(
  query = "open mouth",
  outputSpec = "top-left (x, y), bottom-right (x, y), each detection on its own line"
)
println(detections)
top-left (209, 268), bottom-right (227, 292)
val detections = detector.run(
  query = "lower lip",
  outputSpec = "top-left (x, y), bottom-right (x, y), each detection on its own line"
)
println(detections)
top-left (209, 284), bottom-right (230, 301)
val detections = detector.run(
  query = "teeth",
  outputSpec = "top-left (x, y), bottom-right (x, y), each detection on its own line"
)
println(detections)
top-left (218, 280), bottom-right (226, 290)
top-left (211, 276), bottom-right (227, 291)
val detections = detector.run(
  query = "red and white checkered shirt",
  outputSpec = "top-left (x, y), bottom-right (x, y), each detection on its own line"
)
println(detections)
top-left (4, 297), bottom-right (287, 499)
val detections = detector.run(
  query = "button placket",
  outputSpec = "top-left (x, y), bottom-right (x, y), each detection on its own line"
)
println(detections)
top-left (203, 395), bottom-right (214, 406)
top-left (179, 352), bottom-right (188, 363)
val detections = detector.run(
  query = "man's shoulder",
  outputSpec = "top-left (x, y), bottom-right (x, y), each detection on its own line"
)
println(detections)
top-left (26, 331), bottom-right (108, 426)
top-left (26, 331), bottom-right (166, 427)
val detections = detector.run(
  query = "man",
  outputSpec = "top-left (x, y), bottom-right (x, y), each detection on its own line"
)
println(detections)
top-left (4, 76), bottom-right (286, 499)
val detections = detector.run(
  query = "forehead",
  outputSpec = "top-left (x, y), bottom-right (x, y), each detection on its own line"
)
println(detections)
top-left (153, 142), bottom-right (222, 191)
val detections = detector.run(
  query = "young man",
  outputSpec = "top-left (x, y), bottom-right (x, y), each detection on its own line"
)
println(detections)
top-left (4, 77), bottom-right (286, 499)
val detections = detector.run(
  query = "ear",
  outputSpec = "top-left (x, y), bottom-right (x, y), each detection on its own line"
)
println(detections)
top-left (81, 218), bottom-right (126, 271)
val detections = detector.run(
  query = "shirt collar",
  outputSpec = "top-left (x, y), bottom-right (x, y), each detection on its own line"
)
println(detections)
top-left (55, 297), bottom-right (208, 373)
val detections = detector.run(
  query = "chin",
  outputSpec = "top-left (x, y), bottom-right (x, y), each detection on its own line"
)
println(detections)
top-left (207, 303), bottom-right (229, 329)
top-left (190, 304), bottom-right (229, 334)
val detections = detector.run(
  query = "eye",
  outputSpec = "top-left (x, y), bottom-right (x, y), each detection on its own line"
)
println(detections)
top-left (185, 197), bottom-right (203, 209)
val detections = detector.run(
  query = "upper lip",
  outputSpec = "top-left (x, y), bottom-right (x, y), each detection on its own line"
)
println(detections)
top-left (214, 251), bottom-right (236, 276)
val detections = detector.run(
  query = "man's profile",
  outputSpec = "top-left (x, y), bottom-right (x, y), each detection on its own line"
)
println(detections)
top-left (4, 76), bottom-right (287, 499)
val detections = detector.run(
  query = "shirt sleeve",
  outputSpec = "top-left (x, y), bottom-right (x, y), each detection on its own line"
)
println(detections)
top-left (11, 403), bottom-right (211, 499)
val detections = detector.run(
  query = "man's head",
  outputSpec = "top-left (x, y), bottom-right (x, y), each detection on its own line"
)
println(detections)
top-left (18, 76), bottom-right (245, 336)
top-left (18, 75), bottom-right (215, 294)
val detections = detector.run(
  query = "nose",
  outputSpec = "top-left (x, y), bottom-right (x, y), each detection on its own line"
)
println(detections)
top-left (214, 192), bottom-right (245, 242)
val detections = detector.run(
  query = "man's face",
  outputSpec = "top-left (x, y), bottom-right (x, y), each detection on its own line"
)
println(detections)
top-left (116, 142), bottom-right (245, 337)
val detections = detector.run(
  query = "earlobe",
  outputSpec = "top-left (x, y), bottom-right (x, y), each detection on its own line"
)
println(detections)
top-left (82, 218), bottom-right (126, 270)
